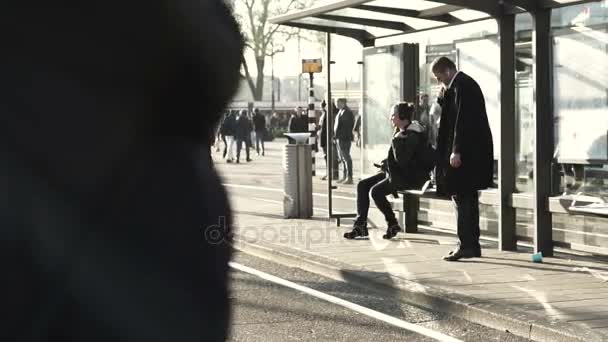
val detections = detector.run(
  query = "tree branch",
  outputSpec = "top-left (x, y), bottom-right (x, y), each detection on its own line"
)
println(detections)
top-left (243, 0), bottom-right (258, 56)
top-left (265, 45), bottom-right (285, 57)
top-left (241, 58), bottom-right (257, 97)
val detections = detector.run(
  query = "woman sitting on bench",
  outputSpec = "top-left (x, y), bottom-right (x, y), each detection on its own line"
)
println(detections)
top-left (344, 102), bottom-right (429, 240)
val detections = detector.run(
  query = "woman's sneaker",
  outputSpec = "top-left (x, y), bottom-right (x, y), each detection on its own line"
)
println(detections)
top-left (343, 224), bottom-right (368, 239)
top-left (382, 223), bottom-right (403, 240)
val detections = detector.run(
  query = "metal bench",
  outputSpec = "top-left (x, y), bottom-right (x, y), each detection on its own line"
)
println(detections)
top-left (396, 180), bottom-right (445, 233)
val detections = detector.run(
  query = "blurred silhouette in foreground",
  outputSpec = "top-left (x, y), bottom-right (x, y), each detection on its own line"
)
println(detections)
top-left (1, 1), bottom-right (243, 341)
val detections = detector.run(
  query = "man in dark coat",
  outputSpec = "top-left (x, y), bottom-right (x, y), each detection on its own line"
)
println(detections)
top-left (235, 109), bottom-right (253, 163)
top-left (288, 106), bottom-right (308, 133)
top-left (334, 98), bottom-right (355, 184)
top-left (318, 100), bottom-right (339, 180)
top-left (220, 110), bottom-right (238, 162)
top-left (344, 103), bottom-right (428, 240)
top-left (270, 112), bottom-right (280, 135)
top-left (252, 108), bottom-right (266, 156)
top-left (432, 57), bottom-right (494, 261)
top-left (287, 106), bottom-right (308, 144)
top-left (1, 1), bottom-right (242, 341)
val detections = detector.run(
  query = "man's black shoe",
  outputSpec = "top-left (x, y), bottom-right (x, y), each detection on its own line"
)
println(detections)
top-left (382, 223), bottom-right (403, 240)
top-left (344, 226), bottom-right (368, 239)
top-left (443, 248), bottom-right (476, 261)
top-left (448, 248), bottom-right (481, 258)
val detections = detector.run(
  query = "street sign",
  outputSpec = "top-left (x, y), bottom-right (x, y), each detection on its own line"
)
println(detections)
top-left (302, 59), bottom-right (322, 73)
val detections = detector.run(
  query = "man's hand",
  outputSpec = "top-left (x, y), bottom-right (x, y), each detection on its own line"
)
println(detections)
top-left (374, 160), bottom-right (387, 171)
top-left (438, 86), bottom-right (446, 99)
top-left (450, 153), bottom-right (462, 168)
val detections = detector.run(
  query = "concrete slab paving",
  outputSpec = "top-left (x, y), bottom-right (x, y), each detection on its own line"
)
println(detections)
top-left (220, 143), bottom-right (608, 342)
top-left (231, 208), bottom-right (608, 341)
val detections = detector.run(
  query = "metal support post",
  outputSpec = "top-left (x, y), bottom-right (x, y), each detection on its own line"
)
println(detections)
top-left (325, 32), bottom-right (357, 226)
top-left (498, 14), bottom-right (517, 251)
top-left (327, 32), bottom-right (335, 219)
top-left (308, 72), bottom-right (317, 176)
top-left (532, 8), bottom-right (554, 256)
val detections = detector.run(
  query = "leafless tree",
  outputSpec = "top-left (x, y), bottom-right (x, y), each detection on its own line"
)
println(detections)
top-left (233, 0), bottom-right (314, 101)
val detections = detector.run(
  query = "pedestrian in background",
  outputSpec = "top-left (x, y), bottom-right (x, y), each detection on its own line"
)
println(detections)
top-left (432, 56), bottom-right (494, 262)
top-left (236, 109), bottom-right (253, 163)
top-left (287, 106), bottom-right (308, 144)
top-left (221, 110), bottom-right (237, 163)
top-left (252, 108), bottom-right (266, 156)
top-left (288, 106), bottom-right (308, 133)
top-left (217, 111), bottom-right (228, 153)
top-left (270, 112), bottom-right (279, 136)
top-left (318, 100), bottom-right (339, 181)
top-left (353, 114), bottom-right (362, 148)
top-left (334, 98), bottom-right (355, 184)
top-left (417, 94), bottom-right (430, 132)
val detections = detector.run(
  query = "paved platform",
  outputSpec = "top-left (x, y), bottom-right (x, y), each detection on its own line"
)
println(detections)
top-left (216, 140), bottom-right (608, 341)
top-left (229, 194), bottom-right (608, 342)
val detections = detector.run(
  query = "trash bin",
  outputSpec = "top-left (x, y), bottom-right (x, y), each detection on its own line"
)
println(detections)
top-left (283, 133), bottom-right (313, 218)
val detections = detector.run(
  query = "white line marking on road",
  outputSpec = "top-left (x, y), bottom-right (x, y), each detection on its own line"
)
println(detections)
top-left (230, 262), bottom-right (462, 342)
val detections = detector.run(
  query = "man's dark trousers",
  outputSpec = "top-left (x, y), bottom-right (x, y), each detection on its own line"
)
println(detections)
top-left (236, 139), bottom-right (250, 161)
top-left (337, 139), bottom-right (353, 179)
top-left (322, 144), bottom-right (340, 179)
top-left (255, 130), bottom-right (265, 154)
top-left (356, 173), bottom-right (398, 225)
top-left (453, 191), bottom-right (481, 251)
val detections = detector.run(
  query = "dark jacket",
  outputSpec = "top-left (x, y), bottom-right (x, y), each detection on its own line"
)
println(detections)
top-left (382, 122), bottom-right (429, 190)
top-left (334, 107), bottom-right (354, 141)
top-left (253, 113), bottom-right (266, 132)
top-left (318, 109), bottom-right (336, 148)
top-left (288, 115), bottom-right (308, 133)
top-left (1, 1), bottom-right (241, 341)
top-left (220, 114), bottom-right (237, 136)
top-left (270, 116), bottom-right (279, 129)
top-left (236, 115), bottom-right (253, 141)
top-left (436, 72), bottom-right (494, 195)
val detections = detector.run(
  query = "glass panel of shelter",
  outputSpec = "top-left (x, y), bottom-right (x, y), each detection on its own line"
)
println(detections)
top-left (514, 3), bottom-right (607, 202)
top-left (551, 2), bottom-right (608, 200)
top-left (361, 44), bottom-right (407, 177)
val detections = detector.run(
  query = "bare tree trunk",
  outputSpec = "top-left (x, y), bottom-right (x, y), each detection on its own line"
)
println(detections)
top-left (242, 59), bottom-right (257, 100)
top-left (253, 57), bottom-right (265, 101)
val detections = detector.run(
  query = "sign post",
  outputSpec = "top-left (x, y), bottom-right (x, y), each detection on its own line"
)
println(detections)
top-left (302, 58), bottom-right (323, 176)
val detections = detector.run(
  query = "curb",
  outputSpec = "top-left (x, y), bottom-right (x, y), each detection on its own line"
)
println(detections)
top-left (233, 236), bottom-right (607, 342)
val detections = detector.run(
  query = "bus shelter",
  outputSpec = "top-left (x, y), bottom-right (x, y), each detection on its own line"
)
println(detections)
top-left (270, 0), bottom-right (608, 257)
